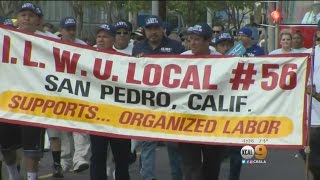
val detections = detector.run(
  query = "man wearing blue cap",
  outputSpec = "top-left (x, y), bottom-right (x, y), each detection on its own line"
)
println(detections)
top-left (181, 23), bottom-right (220, 55)
top-left (0, 3), bottom-right (53, 180)
top-left (47, 16), bottom-right (88, 175)
top-left (180, 23), bottom-right (223, 180)
top-left (132, 15), bottom-right (184, 180)
top-left (238, 27), bottom-right (264, 57)
top-left (113, 20), bottom-right (134, 55)
top-left (89, 23), bottom-right (131, 180)
top-left (213, 32), bottom-right (234, 55)
top-left (59, 16), bottom-right (86, 45)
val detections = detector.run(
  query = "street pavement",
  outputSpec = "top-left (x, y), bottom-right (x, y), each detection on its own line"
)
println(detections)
top-left (1, 147), bottom-right (313, 180)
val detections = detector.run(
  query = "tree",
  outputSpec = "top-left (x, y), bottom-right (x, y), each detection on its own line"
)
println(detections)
top-left (167, 1), bottom-right (255, 31)
top-left (69, 1), bottom-right (84, 37)
top-left (0, 1), bottom-right (22, 17)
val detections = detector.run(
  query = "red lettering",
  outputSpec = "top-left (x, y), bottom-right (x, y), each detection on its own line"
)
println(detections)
top-left (30, 98), bottom-right (45, 111)
top-left (232, 121), bottom-right (244, 134)
top-left (126, 63), bottom-right (141, 84)
top-left (163, 64), bottom-right (181, 88)
top-left (2, 35), bottom-right (10, 63)
top-left (53, 101), bottom-right (66, 115)
top-left (132, 112), bottom-right (144, 126)
top-left (202, 65), bottom-right (218, 90)
top-left (183, 118), bottom-right (196, 132)
top-left (245, 120), bottom-right (257, 134)
top-left (119, 111), bottom-right (132, 124)
top-left (181, 65), bottom-right (200, 89)
top-left (268, 121), bottom-right (280, 134)
top-left (143, 64), bottom-right (161, 86)
top-left (53, 47), bottom-right (80, 74)
top-left (23, 41), bottom-right (38, 67)
top-left (8, 95), bottom-right (21, 108)
top-left (204, 120), bottom-right (216, 133)
top-left (63, 102), bottom-right (77, 116)
top-left (42, 100), bottom-right (55, 112)
top-left (93, 58), bottom-right (113, 80)
top-left (223, 120), bottom-right (231, 133)
top-left (194, 119), bottom-right (205, 132)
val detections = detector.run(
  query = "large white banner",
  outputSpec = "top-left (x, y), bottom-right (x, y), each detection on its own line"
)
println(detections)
top-left (0, 26), bottom-right (310, 147)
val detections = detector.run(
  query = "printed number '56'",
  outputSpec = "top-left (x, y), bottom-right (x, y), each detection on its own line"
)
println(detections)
top-left (261, 64), bottom-right (297, 90)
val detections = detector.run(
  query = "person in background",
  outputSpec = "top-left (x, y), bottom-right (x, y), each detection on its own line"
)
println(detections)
top-left (269, 29), bottom-right (298, 55)
top-left (225, 27), bottom-right (264, 180)
top-left (292, 30), bottom-right (307, 52)
top-left (132, 15), bottom-right (184, 180)
top-left (211, 23), bottom-right (224, 38)
top-left (181, 23), bottom-right (220, 55)
top-left (301, 4), bottom-right (320, 24)
top-left (51, 16), bottom-right (90, 174)
top-left (132, 27), bottom-right (145, 45)
top-left (179, 28), bottom-right (191, 50)
top-left (0, 16), bottom-right (15, 27)
top-left (213, 32), bottom-right (235, 55)
top-left (180, 23), bottom-right (223, 180)
top-left (238, 27), bottom-right (265, 56)
top-left (42, 22), bottom-right (54, 33)
top-left (113, 20), bottom-right (133, 55)
top-left (90, 24), bottom-right (131, 180)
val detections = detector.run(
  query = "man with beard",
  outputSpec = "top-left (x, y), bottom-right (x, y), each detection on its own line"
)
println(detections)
top-left (132, 15), bottom-right (185, 180)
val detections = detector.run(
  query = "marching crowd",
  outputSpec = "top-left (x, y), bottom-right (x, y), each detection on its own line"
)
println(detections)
top-left (1, 2), bottom-right (320, 180)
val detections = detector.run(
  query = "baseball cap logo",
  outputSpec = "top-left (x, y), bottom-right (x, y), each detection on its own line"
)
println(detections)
top-left (22, 3), bottom-right (35, 9)
top-left (220, 33), bottom-right (231, 39)
top-left (65, 18), bottom-right (75, 24)
top-left (100, 24), bottom-right (110, 30)
top-left (146, 18), bottom-right (158, 24)
top-left (192, 25), bottom-right (203, 32)
top-left (116, 22), bottom-right (127, 26)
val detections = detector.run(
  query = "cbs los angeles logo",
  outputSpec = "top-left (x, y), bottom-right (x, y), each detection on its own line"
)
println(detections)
top-left (240, 145), bottom-right (267, 164)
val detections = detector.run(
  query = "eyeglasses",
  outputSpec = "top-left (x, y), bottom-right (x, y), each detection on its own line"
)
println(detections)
top-left (116, 31), bottom-right (130, 35)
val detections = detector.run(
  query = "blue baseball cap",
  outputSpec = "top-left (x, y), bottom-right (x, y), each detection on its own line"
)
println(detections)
top-left (187, 23), bottom-right (212, 39)
top-left (18, 2), bottom-right (41, 17)
top-left (114, 20), bottom-right (132, 31)
top-left (0, 17), bottom-right (14, 27)
top-left (96, 24), bottom-right (116, 36)
top-left (213, 32), bottom-right (234, 44)
top-left (35, 6), bottom-right (43, 17)
top-left (60, 17), bottom-right (76, 28)
top-left (144, 15), bottom-right (163, 28)
top-left (238, 27), bottom-right (253, 38)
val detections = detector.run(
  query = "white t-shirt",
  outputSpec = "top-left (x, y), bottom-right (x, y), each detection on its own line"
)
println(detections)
top-left (268, 48), bottom-right (300, 55)
top-left (113, 41), bottom-right (133, 55)
top-left (181, 49), bottom-right (221, 55)
top-left (74, 38), bottom-right (87, 45)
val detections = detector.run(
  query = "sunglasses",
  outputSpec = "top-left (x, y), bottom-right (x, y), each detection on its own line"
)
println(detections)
top-left (116, 31), bottom-right (130, 35)
top-left (212, 31), bottom-right (221, 34)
